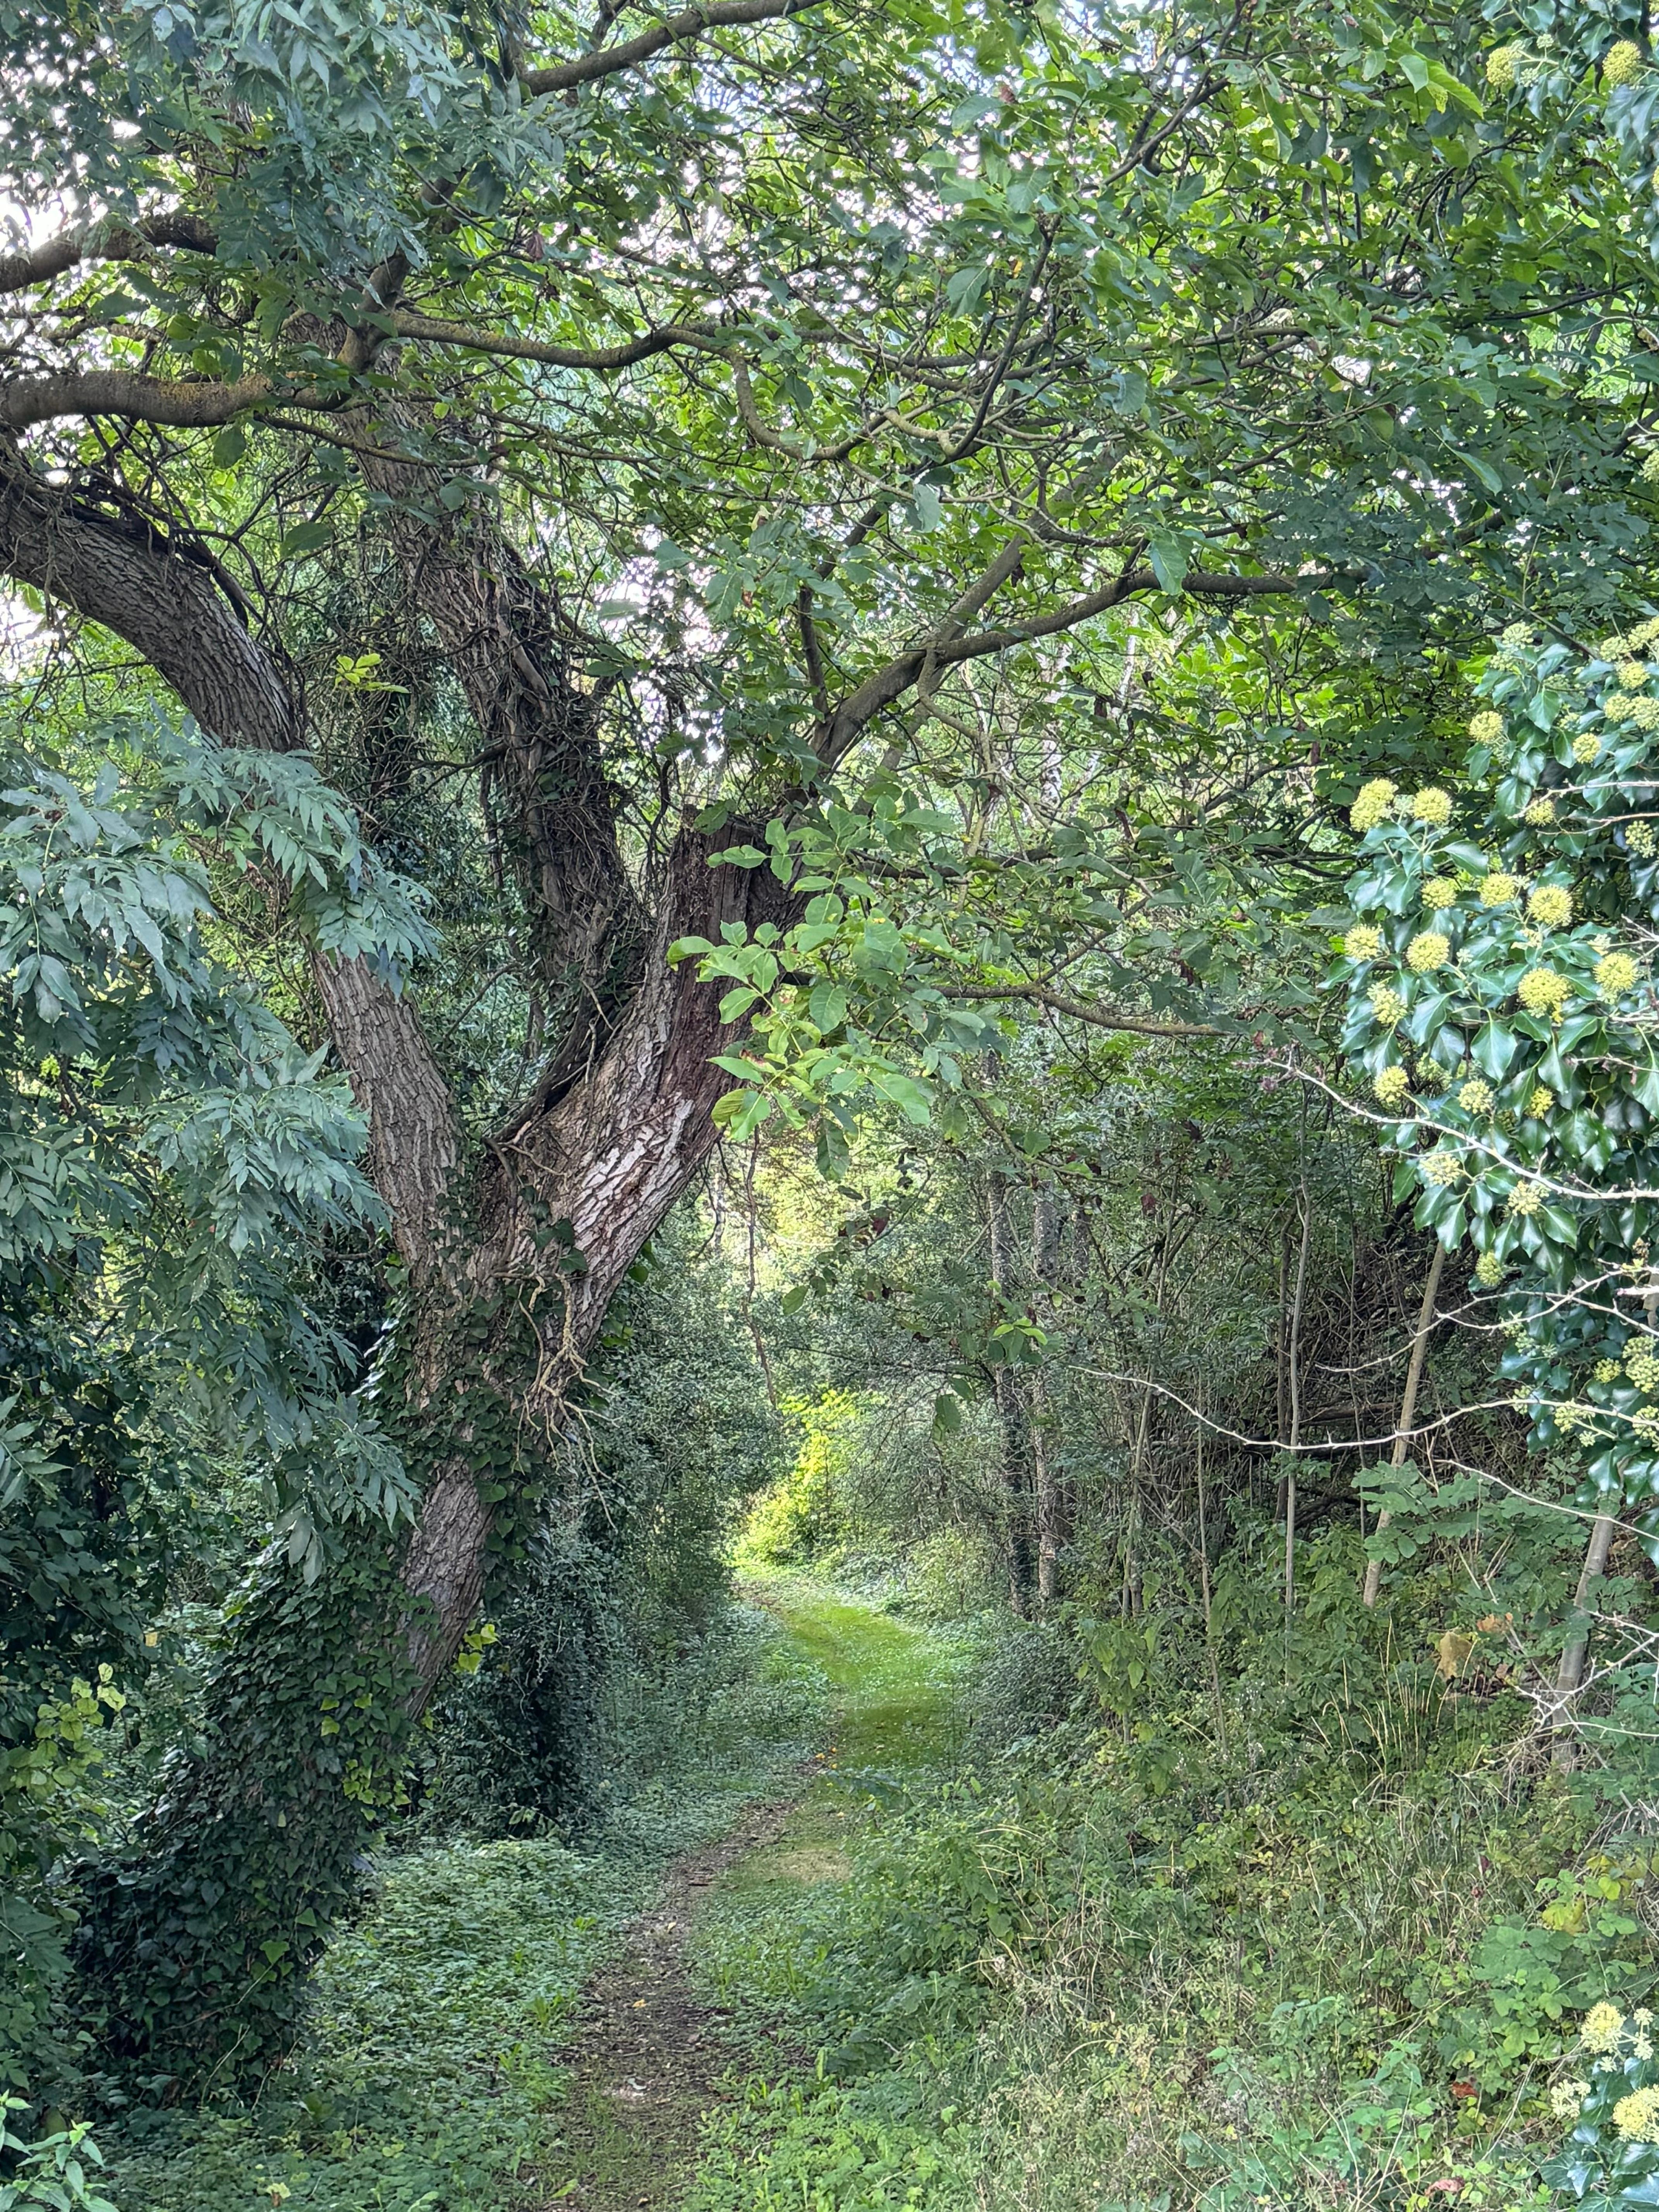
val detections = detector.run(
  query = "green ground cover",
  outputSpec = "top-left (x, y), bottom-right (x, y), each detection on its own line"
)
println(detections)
top-left (100, 1606), bottom-right (827, 2212)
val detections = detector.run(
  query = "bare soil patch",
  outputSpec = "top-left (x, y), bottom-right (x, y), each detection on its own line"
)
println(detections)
top-left (553, 1796), bottom-right (797, 2209)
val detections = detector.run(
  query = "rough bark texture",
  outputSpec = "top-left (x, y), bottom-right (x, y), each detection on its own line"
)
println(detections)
top-left (0, 458), bottom-right (301, 750)
top-left (0, 446), bottom-right (802, 2077)
top-left (356, 445), bottom-right (642, 1059)
top-left (313, 955), bottom-right (461, 1278)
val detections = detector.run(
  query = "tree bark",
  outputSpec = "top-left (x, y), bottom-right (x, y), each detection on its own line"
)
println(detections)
top-left (1360, 1242), bottom-right (1445, 1610)
top-left (1551, 1267), bottom-right (1653, 1759)
top-left (1, 453), bottom-right (800, 2080)
top-left (1283, 1186), bottom-right (1312, 1616)
top-left (986, 1168), bottom-right (1034, 1615)
top-left (1030, 1187), bottom-right (1066, 1605)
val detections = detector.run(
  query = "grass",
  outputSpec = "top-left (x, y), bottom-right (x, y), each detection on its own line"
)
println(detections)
top-left (684, 1575), bottom-right (982, 2210)
top-left (102, 1601), bottom-right (829, 2212)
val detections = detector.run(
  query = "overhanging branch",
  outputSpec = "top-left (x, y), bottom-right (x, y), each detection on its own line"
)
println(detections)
top-left (819, 560), bottom-right (1315, 764)
top-left (521, 0), bottom-right (826, 92)
top-left (0, 211), bottom-right (218, 299)
top-left (943, 984), bottom-right (1224, 1040)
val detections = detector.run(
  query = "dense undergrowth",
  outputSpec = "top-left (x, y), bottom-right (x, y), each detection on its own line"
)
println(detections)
top-left (99, 1607), bottom-right (826, 2212)
top-left (683, 1546), bottom-right (1656, 2212)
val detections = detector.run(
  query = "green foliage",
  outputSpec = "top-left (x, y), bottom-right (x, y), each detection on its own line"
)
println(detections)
top-left (0, 1675), bottom-right (124, 2093)
top-left (0, 2096), bottom-right (117, 2212)
top-left (420, 1221), bottom-right (787, 1837)
top-left (101, 1605), bottom-right (828, 2212)
top-left (1543, 2001), bottom-right (1659, 2210)
top-left (741, 1397), bottom-right (856, 1568)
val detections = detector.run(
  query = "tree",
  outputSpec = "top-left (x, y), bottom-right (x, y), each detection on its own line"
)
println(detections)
top-left (5, 0), bottom-right (1659, 2078)
top-left (0, 716), bottom-right (411, 2084)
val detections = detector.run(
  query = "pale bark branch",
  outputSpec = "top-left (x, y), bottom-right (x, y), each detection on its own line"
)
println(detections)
top-left (0, 370), bottom-right (284, 433)
top-left (820, 561), bottom-right (1311, 763)
top-left (388, 309), bottom-right (728, 369)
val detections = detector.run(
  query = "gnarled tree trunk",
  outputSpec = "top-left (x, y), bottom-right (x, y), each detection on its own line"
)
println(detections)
top-left (2, 454), bottom-right (795, 2083)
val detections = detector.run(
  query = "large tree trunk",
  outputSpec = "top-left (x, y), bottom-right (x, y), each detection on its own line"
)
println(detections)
top-left (2, 460), bottom-right (794, 2083)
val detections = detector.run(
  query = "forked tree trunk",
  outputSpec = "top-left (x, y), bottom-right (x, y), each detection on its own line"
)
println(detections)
top-left (5, 459), bottom-right (797, 2082)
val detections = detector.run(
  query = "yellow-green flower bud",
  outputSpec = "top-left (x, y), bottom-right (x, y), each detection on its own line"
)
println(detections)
top-left (1422, 1149), bottom-right (1464, 1187)
top-left (1421, 878), bottom-right (1456, 912)
top-left (1458, 1078), bottom-right (1494, 1114)
top-left (1527, 1085), bottom-right (1555, 1117)
top-left (1411, 787), bottom-right (1453, 826)
top-left (1350, 778), bottom-right (1396, 833)
top-left (1525, 797), bottom-right (1556, 826)
top-left (1518, 967), bottom-right (1571, 1013)
top-left (1474, 1250), bottom-right (1504, 1287)
top-left (1506, 1179), bottom-right (1546, 1217)
top-left (1373, 1065), bottom-right (1410, 1111)
top-left (1344, 924), bottom-right (1382, 961)
top-left (1574, 733), bottom-right (1602, 764)
top-left (1407, 931), bottom-right (1449, 972)
top-left (1604, 39), bottom-right (1644, 87)
top-left (1597, 951), bottom-right (1640, 997)
top-left (1527, 883), bottom-right (1573, 927)
top-left (1480, 871), bottom-right (1518, 906)
top-left (1370, 984), bottom-right (1406, 1027)
top-left (1594, 1359), bottom-right (1621, 1384)
top-left (1468, 710), bottom-right (1504, 744)
top-left (1485, 43), bottom-right (1523, 88)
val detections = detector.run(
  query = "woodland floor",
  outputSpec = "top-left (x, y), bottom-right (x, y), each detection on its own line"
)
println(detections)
top-left (551, 1581), bottom-right (959, 2209)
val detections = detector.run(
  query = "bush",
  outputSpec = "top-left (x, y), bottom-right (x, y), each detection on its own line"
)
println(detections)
top-left (965, 1622), bottom-right (1077, 1753)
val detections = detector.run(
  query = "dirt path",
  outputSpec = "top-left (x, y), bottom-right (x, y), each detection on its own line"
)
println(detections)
top-left (551, 1582), bottom-right (960, 2208)
top-left (554, 1793), bottom-right (798, 2208)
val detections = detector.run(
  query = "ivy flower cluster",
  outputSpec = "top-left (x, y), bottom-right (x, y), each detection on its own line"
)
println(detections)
top-left (1597, 951), bottom-right (1640, 998)
top-left (1407, 931), bottom-right (1449, 972)
top-left (1341, 629), bottom-right (1659, 1603)
top-left (1600, 618), bottom-right (1659, 658)
top-left (1603, 40), bottom-right (1645, 88)
top-left (1518, 967), bottom-right (1571, 1016)
top-left (1528, 884), bottom-right (1573, 927)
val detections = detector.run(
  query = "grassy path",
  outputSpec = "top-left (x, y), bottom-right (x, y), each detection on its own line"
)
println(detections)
top-left (558, 1577), bottom-right (961, 2209)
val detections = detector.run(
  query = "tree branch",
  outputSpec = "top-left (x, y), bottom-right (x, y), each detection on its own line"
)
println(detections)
top-left (388, 309), bottom-right (727, 370)
top-left (0, 370), bottom-right (284, 433)
top-left (942, 983), bottom-right (1223, 1040)
top-left (521, 0), bottom-right (826, 93)
top-left (819, 560), bottom-right (1312, 763)
top-left (0, 211), bottom-right (218, 298)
